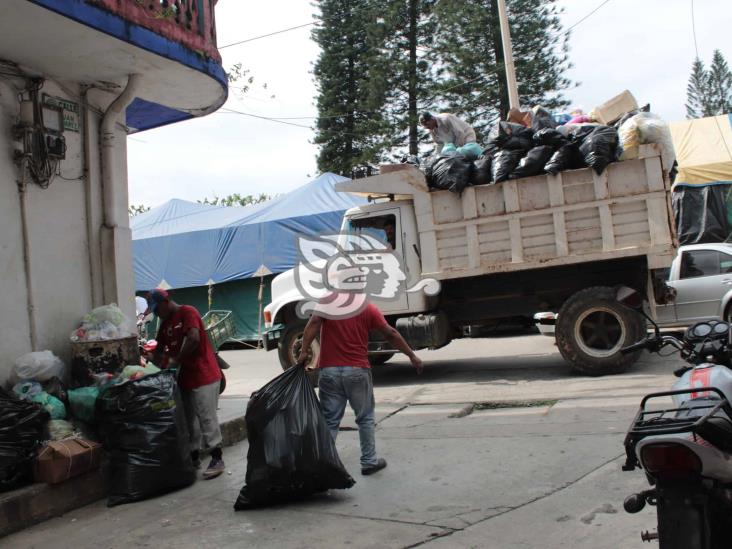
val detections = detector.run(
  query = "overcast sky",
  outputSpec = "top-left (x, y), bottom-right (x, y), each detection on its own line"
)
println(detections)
top-left (127, 0), bottom-right (732, 208)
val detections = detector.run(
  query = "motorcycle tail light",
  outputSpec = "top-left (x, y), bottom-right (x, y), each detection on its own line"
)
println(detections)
top-left (641, 443), bottom-right (702, 476)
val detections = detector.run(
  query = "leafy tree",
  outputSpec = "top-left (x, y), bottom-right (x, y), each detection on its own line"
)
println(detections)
top-left (128, 204), bottom-right (151, 217)
top-left (312, 0), bottom-right (391, 175)
top-left (198, 193), bottom-right (272, 207)
top-left (686, 50), bottom-right (732, 119)
top-left (429, 0), bottom-right (572, 138)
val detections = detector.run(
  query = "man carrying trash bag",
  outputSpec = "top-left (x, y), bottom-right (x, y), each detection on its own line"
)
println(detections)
top-left (147, 289), bottom-right (225, 480)
top-left (297, 302), bottom-right (423, 476)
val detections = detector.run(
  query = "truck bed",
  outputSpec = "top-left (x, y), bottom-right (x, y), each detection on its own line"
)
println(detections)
top-left (336, 144), bottom-right (676, 281)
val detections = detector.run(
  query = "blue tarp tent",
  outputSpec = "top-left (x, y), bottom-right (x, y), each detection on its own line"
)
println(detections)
top-left (131, 173), bottom-right (366, 340)
top-left (131, 172), bottom-right (366, 290)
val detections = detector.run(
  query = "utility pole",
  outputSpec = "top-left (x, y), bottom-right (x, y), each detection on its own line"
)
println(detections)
top-left (496, 0), bottom-right (520, 109)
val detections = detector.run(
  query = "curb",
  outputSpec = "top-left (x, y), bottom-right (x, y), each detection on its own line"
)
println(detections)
top-left (0, 414), bottom-right (247, 539)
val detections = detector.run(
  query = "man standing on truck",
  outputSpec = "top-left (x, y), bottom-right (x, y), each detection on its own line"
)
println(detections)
top-left (297, 303), bottom-right (423, 476)
top-left (420, 111), bottom-right (481, 159)
top-left (146, 289), bottom-right (225, 480)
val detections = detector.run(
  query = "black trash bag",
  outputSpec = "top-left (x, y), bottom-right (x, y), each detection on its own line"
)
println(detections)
top-left (97, 370), bottom-right (195, 507)
top-left (544, 143), bottom-right (584, 175)
top-left (578, 125), bottom-right (620, 174)
top-left (234, 365), bottom-right (355, 510)
top-left (530, 106), bottom-right (557, 131)
top-left (471, 156), bottom-right (493, 186)
top-left (42, 377), bottom-right (68, 404)
top-left (426, 154), bottom-right (474, 194)
top-left (491, 149), bottom-right (525, 183)
top-left (509, 146), bottom-right (556, 179)
top-left (533, 128), bottom-right (567, 148)
top-left (0, 388), bottom-right (48, 492)
top-left (561, 124), bottom-right (598, 144)
top-left (486, 122), bottom-right (534, 151)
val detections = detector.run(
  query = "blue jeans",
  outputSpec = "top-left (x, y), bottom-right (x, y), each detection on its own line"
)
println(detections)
top-left (318, 367), bottom-right (377, 468)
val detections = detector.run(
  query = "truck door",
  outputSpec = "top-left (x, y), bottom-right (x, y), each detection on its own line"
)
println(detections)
top-left (672, 249), bottom-right (732, 324)
top-left (344, 208), bottom-right (410, 314)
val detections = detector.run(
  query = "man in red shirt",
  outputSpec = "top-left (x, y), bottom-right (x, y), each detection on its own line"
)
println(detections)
top-left (148, 289), bottom-right (225, 480)
top-left (297, 302), bottom-right (423, 475)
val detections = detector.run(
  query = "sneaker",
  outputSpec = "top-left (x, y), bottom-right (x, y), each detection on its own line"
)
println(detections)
top-left (203, 458), bottom-right (225, 480)
top-left (361, 458), bottom-right (387, 476)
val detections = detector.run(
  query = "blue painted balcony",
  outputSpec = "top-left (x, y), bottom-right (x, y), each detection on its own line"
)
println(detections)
top-left (1, 0), bottom-right (228, 131)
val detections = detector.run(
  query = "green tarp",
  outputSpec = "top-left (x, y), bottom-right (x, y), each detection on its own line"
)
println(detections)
top-left (141, 276), bottom-right (273, 343)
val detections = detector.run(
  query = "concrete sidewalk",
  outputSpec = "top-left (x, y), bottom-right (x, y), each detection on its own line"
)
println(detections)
top-left (3, 398), bottom-right (657, 549)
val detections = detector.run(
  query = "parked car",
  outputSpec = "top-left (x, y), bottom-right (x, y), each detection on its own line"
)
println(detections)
top-left (535, 243), bottom-right (732, 335)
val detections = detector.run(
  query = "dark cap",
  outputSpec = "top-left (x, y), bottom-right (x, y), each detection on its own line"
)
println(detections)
top-left (419, 111), bottom-right (434, 124)
top-left (146, 288), bottom-right (169, 314)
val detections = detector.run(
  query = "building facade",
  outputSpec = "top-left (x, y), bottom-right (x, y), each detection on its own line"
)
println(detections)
top-left (0, 0), bottom-right (227, 383)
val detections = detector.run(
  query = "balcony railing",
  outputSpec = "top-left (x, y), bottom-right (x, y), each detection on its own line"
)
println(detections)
top-left (86, 0), bottom-right (220, 62)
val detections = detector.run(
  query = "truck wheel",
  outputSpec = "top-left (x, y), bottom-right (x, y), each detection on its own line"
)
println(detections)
top-left (368, 353), bottom-right (395, 366)
top-left (556, 286), bottom-right (645, 376)
top-left (277, 321), bottom-right (320, 386)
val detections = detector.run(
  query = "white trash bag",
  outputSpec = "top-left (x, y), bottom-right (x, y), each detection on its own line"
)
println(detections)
top-left (13, 350), bottom-right (65, 383)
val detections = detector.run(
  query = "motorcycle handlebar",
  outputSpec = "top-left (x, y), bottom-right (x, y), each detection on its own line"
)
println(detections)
top-left (620, 339), bottom-right (651, 355)
top-left (620, 335), bottom-right (686, 355)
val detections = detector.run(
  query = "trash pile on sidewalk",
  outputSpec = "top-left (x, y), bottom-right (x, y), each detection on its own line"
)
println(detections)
top-left (424, 90), bottom-right (675, 194)
top-left (0, 303), bottom-right (194, 508)
top-left (234, 364), bottom-right (355, 510)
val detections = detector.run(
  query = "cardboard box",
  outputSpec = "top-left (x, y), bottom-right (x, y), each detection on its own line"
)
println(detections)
top-left (592, 90), bottom-right (638, 125)
top-left (34, 438), bottom-right (102, 484)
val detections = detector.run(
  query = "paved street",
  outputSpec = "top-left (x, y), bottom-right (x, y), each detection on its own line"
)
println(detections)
top-left (5, 335), bottom-right (684, 548)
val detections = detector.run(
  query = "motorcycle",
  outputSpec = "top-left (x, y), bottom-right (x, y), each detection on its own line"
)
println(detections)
top-left (618, 287), bottom-right (732, 548)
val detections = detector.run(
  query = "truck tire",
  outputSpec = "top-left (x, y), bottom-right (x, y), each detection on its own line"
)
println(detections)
top-left (556, 286), bottom-right (645, 376)
top-left (277, 321), bottom-right (320, 386)
top-left (368, 353), bottom-right (395, 366)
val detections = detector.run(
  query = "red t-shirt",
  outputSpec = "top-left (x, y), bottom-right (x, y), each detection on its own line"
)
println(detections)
top-left (318, 303), bottom-right (389, 369)
top-left (156, 305), bottom-right (221, 391)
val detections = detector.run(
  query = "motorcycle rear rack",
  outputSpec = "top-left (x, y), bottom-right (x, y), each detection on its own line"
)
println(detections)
top-left (623, 388), bottom-right (732, 471)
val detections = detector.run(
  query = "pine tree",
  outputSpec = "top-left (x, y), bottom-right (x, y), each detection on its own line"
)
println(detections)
top-left (312, 0), bottom-right (391, 175)
top-left (686, 57), bottom-right (712, 119)
top-left (428, 0), bottom-right (572, 138)
top-left (376, 0), bottom-right (438, 157)
top-left (708, 49), bottom-right (732, 115)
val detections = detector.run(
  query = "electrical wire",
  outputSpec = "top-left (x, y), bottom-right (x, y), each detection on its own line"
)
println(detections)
top-left (216, 107), bottom-right (312, 128)
top-left (219, 22), bottom-right (315, 49)
top-left (562, 0), bottom-right (613, 35)
top-left (691, 0), bottom-right (700, 59)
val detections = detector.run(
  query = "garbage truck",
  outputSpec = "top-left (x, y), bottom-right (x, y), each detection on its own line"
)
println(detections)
top-left (263, 143), bottom-right (676, 376)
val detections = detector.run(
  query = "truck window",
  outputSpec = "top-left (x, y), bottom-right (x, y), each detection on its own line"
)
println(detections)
top-left (344, 214), bottom-right (397, 250)
top-left (680, 250), bottom-right (720, 279)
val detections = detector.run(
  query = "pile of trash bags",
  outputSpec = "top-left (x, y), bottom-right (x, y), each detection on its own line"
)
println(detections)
top-left (70, 304), bottom-right (134, 342)
top-left (97, 370), bottom-right (196, 507)
top-left (424, 103), bottom-right (672, 195)
top-left (234, 365), bottom-right (355, 510)
top-left (11, 351), bottom-right (69, 423)
top-left (0, 387), bottom-right (48, 492)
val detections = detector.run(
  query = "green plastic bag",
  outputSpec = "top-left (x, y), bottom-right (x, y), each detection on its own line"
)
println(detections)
top-left (68, 386), bottom-right (100, 423)
top-left (30, 391), bottom-right (66, 420)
